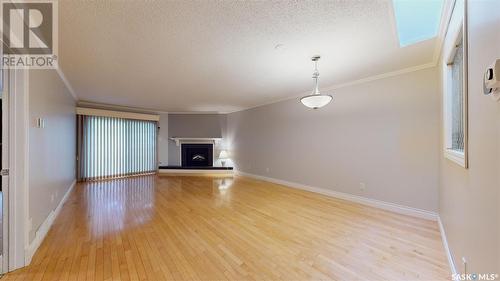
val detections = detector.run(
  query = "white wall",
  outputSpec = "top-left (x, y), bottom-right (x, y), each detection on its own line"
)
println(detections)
top-left (227, 67), bottom-right (441, 212)
top-left (439, 0), bottom-right (500, 273)
top-left (28, 70), bottom-right (76, 242)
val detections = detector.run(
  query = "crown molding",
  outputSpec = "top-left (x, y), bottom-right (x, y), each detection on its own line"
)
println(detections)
top-left (77, 101), bottom-right (231, 115)
top-left (229, 61), bottom-right (438, 114)
top-left (55, 67), bottom-right (78, 101)
top-left (167, 111), bottom-right (227, 115)
top-left (76, 62), bottom-right (440, 116)
top-left (77, 100), bottom-right (170, 114)
top-left (324, 62), bottom-right (437, 91)
top-left (69, 0), bottom-right (457, 115)
top-left (76, 107), bottom-right (160, 121)
top-left (226, 0), bottom-right (456, 114)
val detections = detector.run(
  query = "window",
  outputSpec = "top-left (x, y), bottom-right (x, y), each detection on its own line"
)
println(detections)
top-left (392, 0), bottom-right (444, 47)
top-left (450, 39), bottom-right (464, 152)
top-left (77, 115), bottom-right (158, 181)
top-left (443, 20), bottom-right (468, 168)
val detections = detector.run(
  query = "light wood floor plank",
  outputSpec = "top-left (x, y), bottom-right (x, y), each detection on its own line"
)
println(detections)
top-left (2, 175), bottom-right (449, 280)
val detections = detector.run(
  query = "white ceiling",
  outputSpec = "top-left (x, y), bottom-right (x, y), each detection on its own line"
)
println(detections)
top-left (59, 0), bottom-right (441, 113)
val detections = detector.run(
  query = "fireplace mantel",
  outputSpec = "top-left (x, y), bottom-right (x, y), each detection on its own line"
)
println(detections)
top-left (169, 137), bottom-right (222, 146)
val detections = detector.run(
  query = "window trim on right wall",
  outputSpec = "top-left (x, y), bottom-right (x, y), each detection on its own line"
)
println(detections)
top-left (442, 0), bottom-right (468, 169)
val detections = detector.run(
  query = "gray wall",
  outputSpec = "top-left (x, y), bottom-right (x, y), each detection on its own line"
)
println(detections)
top-left (28, 69), bottom-right (76, 242)
top-left (227, 67), bottom-right (440, 212)
top-left (168, 114), bottom-right (227, 166)
top-left (158, 114), bottom-right (169, 166)
top-left (439, 0), bottom-right (500, 273)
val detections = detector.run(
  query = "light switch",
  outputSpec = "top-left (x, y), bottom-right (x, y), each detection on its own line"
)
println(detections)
top-left (35, 118), bottom-right (45, 128)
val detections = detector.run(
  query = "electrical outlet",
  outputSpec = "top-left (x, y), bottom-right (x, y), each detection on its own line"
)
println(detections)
top-left (266, 167), bottom-right (270, 173)
top-left (462, 257), bottom-right (468, 274)
top-left (359, 182), bottom-right (366, 191)
top-left (51, 194), bottom-right (54, 203)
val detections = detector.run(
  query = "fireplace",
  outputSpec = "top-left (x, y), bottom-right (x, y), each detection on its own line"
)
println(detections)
top-left (181, 143), bottom-right (213, 167)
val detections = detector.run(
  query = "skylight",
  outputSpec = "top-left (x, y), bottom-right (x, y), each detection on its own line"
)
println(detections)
top-left (393, 0), bottom-right (444, 47)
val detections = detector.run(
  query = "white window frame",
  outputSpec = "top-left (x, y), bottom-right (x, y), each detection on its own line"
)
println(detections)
top-left (442, 3), bottom-right (468, 169)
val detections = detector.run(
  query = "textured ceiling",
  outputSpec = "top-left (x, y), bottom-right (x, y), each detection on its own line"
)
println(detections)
top-left (59, 0), bottom-right (439, 113)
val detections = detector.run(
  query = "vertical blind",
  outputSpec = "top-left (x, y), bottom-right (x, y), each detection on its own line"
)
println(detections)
top-left (77, 115), bottom-right (158, 181)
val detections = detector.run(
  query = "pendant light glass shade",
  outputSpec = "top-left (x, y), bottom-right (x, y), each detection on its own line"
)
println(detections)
top-left (300, 56), bottom-right (333, 109)
top-left (300, 94), bottom-right (333, 109)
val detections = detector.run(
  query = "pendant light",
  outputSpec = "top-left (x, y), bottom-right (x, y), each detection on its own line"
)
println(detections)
top-left (300, 56), bottom-right (333, 109)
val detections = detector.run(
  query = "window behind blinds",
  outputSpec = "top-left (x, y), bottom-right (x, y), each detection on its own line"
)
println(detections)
top-left (450, 39), bottom-right (464, 152)
top-left (77, 115), bottom-right (158, 181)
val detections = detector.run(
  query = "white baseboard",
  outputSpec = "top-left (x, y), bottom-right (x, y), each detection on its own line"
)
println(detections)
top-left (24, 180), bottom-right (76, 265)
top-left (236, 171), bottom-right (438, 221)
top-left (21, 174), bottom-right (456, 276)
top-left (438, 216), bottom-right (457, 275)
top-left (238, 171), bottom-right (458, 275)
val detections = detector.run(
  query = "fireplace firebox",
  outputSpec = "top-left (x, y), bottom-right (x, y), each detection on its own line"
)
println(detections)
top-left (181, 143), bottom-right (213, 167)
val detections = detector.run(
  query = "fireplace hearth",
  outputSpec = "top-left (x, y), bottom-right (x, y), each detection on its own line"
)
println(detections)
top-left (181, 143), bottom-right (213, 167)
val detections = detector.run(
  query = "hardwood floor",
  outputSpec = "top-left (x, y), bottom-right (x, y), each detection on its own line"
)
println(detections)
top-left (2, 175), bottom-right (449, 280)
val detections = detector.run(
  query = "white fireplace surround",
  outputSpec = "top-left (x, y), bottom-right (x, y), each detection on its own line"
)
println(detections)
top-left (169, 137), bottom-right (222, 167)
top-left (169, 137), bottom-right (222, 146)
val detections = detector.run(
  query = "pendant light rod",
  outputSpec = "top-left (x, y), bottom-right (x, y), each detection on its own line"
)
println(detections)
top-left (300, 55), bottom-right (333, 109)
top-left (312, 55), bottom-right (321, 95)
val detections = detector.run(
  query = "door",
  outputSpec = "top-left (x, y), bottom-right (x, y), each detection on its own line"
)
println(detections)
top-left (0, 67), bottom-right (9, 273)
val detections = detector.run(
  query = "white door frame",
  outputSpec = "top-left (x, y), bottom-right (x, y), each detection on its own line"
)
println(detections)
top-left (1, 65), bottom-right (9, 273)
top-left (5, 68), bottom-right (29, 271)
